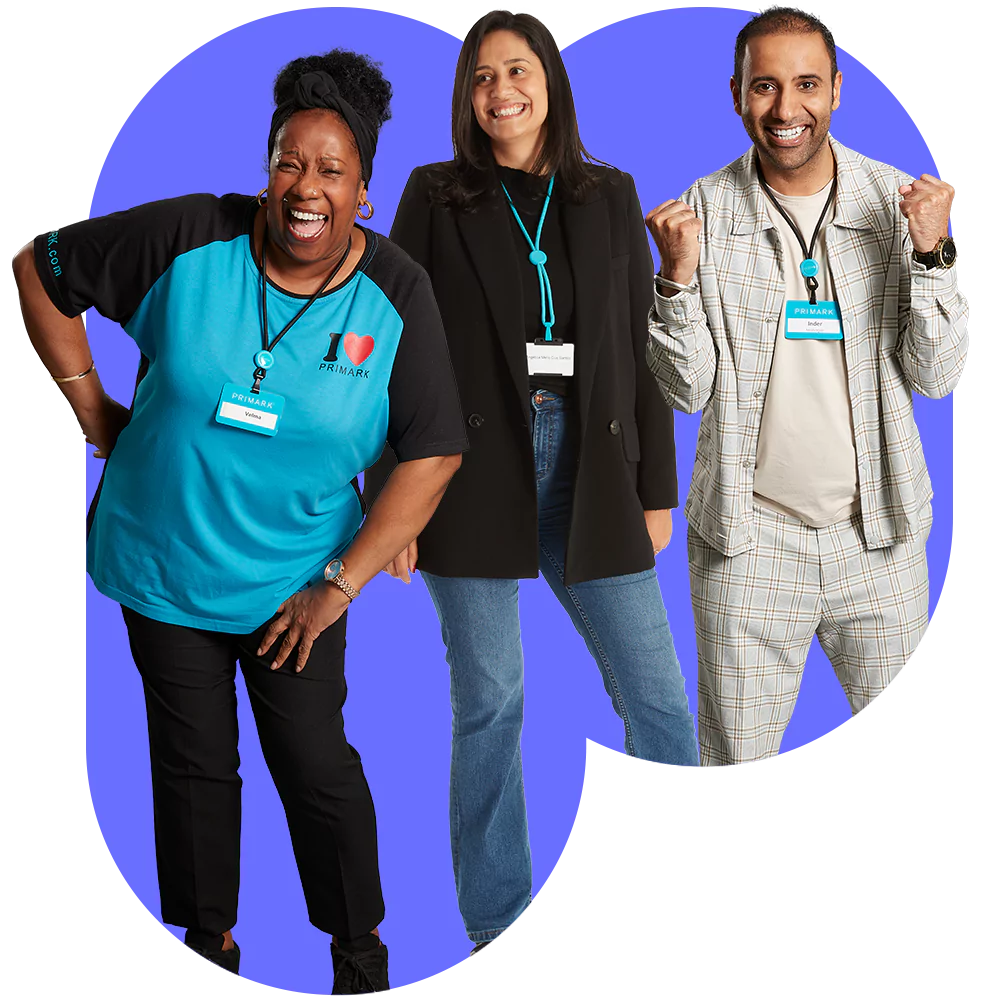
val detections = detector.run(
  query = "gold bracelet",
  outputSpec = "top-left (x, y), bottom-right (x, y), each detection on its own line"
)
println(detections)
top-left (331, 568), bottom-right (360, 601)
top-left (52, 360), bottom-right (96, 384)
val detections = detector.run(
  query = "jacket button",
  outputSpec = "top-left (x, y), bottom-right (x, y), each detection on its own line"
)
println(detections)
top-left (608, 419), bottom-right (621, 435)
top-left (467, 413), bottom-right (484, 428)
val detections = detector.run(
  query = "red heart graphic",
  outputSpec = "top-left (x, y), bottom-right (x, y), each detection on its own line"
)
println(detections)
top-left (343, 332), bottom-right (375, 366)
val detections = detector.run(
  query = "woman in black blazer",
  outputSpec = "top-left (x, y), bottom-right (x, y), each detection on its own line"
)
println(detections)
top-left (365, 10), bottom-right (698, 947)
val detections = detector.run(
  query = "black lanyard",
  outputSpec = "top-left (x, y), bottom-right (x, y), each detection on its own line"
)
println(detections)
top-left (756, 158), bottom-right (837, 305)
top-left (251, 234), bottom-right (353, 393)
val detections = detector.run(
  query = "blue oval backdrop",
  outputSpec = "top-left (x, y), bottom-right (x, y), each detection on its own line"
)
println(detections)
top-left (84, 6), bottom-right (951, 992)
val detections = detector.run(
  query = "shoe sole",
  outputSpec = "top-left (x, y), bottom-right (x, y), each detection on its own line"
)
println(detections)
top-left (184, 944), bottom-right (240, 976)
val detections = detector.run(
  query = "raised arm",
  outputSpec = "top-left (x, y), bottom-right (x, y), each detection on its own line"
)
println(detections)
top-left (895, 174), bottom-right (969, 398)
top-left (644, 190), bottom-right (718, 414)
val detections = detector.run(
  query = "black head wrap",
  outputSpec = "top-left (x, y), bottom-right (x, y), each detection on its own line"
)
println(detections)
top-left (267, 70), bottom-right (378, 184)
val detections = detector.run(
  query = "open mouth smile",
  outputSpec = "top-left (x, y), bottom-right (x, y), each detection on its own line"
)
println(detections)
top-left (287, 207), bottom-right (329, 242)
top-left (490, 103), bottom-right (526, 120)
top-left (766, 124), bottom-right (809, 146)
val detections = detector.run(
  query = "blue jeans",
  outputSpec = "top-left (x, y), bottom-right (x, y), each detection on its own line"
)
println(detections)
top-left (422, 391), bottom-right (697, 942)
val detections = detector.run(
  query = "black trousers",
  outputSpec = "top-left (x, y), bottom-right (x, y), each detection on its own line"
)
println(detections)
top-left (121, 605), bottom-right (384, 939)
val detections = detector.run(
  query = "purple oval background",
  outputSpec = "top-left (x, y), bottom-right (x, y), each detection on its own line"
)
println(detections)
top-left (83, 7), bottom-right (951, 992)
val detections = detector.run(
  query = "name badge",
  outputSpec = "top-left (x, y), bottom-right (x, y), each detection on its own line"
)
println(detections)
top-left (785, 300), bottom-right (843, 340)
top-left (215, 382), bottom-right (285, 437)
top-left (526, 340), bottom-right (575, 376)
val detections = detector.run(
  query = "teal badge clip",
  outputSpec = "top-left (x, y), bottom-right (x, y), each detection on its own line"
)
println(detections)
top-left (785, 300), bottom-right (843, 341)
top-left (215, 382), bottom-right (285, 436)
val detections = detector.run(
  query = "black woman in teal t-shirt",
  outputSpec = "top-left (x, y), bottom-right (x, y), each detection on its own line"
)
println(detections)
top-left (13, 49), bottom-right (466, 993)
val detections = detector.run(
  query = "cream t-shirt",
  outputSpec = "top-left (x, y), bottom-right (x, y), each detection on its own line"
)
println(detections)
top-left (753, 180), bottom-right (860, 527)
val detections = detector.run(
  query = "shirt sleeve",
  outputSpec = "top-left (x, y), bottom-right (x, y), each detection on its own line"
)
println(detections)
top-left (888, 167), bottom-right (968, 398)
top-left (32, 194), bottom-right (243, 325)
top-left (645, 180), bottom-right (718, 414)
top-left (384, 264), bottom-right (469, 462)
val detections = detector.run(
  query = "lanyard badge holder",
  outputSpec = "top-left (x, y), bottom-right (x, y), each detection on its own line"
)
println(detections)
top-left (215, 234), bottom-right (351, 436)
top-left (757, 160), bottom-right (843, 341)
top-left (501, 175), bottom-right (574, 376)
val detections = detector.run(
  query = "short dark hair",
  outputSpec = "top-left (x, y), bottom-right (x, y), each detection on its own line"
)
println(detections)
top-left (271, 49), bottom-right (392, 160)
top-left (433, 10), bottom-right (600, 209)
top-left (734, 7), bottom-right (838, 88)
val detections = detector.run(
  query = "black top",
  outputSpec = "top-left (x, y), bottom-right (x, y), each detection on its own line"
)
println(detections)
top-left (497, 165), bottom-right (575, 397)
top-left (364, 162), bottom-right (680, 586)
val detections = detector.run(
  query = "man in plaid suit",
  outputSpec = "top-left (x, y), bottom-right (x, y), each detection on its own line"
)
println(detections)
top-left (645, 6), bottom-right (969, 765)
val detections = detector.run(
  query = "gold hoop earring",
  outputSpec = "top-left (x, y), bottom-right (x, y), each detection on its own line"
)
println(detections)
top-left (256, 187), bottom-right (268, 206)
top-left (356, 200), bottom-right (374, 221)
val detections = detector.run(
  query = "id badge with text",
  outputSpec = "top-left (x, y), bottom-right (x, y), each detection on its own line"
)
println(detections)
top-left (526, 340), bottom-right (575, 376)
top-left (785, 300), bottom-right (843, 340)
top-left (215, 382), bottom-right (285, 437)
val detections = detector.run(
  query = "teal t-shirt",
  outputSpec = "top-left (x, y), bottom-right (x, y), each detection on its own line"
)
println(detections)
top-left (36, 194), bottom-right (467, 631)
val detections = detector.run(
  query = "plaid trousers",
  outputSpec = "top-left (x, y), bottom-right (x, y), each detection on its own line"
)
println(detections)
top-left (689, 503), bottom-right (932, 765)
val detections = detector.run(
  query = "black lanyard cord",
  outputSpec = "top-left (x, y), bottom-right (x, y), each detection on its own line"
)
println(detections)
top-left (756, 157), bottom-right (837, 305)
top-left (253, 233), bottom-right (353, 391)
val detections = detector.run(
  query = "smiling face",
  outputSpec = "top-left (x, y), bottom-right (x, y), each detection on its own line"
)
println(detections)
top-left (266, 108), bottom-right (365, 266)
top-left (471, 29), bottom-right (549, 168)
top-left (733, 31), bottom-right (841, 178)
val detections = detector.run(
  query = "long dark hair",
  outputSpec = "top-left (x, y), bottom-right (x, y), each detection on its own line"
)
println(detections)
top-left (430, 10), bottom-right (602, 210)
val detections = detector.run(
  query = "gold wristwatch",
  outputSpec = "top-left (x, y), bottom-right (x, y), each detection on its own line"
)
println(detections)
top-left (913, 236), bottom-right (957, 270)
top-left (323, 558), bottom-right (359, 601)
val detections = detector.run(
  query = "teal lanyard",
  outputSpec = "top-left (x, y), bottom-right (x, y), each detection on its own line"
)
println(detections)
top-left (500, 174), bottom-right (556, 342)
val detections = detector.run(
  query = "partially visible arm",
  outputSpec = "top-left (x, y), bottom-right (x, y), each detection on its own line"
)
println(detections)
top-left (14, 197), bottom-right (222, 454)
top-left (644, 186), bottom-right (718, 414)
top-left (646, 283), bottom-right (717, 415)
top-left (12, 244), bottom-right (130, 457)
top-left (258, 453), bottom-right (461, 671)
top-left (344, 453), bottom-right (461, 583)
top-left (895, 174), bottom-right (969, 398)
top-left (622, 174), bottom-right (679, 519)
top-left (261, 252), bottom-right (467, 666)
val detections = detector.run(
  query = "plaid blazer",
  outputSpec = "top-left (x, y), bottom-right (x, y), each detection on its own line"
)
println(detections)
top-left (648, 138), bottom-right (969, 557)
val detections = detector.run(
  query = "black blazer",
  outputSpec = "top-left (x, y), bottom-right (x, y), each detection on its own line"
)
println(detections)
top-left (364, 162), bottom-right (678, 585)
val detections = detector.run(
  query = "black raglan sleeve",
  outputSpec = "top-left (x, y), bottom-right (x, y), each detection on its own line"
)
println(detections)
top-left (33, 193), bottom-right (251, 325)
top-left (383, 254), bottom-right (468, 463)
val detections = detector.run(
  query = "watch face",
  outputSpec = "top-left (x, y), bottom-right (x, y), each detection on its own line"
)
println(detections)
top-left (940, 238), bottom-right (957, 267)
top-left (324, 558), bottom-right (343, 582)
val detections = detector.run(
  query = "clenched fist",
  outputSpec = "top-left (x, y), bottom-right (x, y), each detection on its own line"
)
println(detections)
top-left (898, 174), bottom-right (954, 253)
top-left (645, 199), bottom-right (702, 291)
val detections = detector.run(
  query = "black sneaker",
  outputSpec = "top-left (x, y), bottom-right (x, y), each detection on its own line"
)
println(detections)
top-left (184, 931), bottom-right (240, 976)
top-left (470, 941), bottom-right (490, 956)
top-left (331, 940), bottom-right (389, 994)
